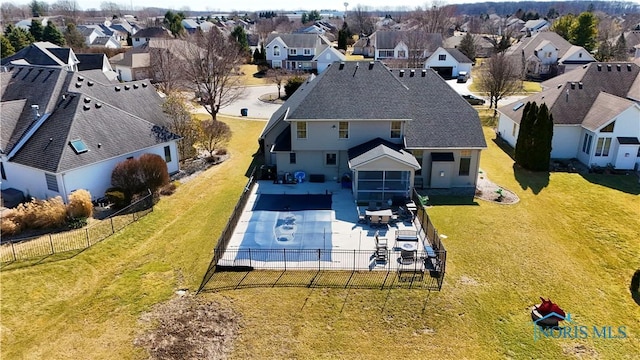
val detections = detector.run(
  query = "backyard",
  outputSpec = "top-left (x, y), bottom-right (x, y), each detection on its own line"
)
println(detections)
top-left (1, 117), bottom-right (639, 358)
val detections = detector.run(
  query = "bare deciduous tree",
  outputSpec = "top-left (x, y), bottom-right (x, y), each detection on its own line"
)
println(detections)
top-left (148, 39), bottom-right (190, 94)
top-left (162, 95), bottom-right (198, 160)
top-left (413, 1), bottom-right (455, 36)
top-left (349, 5), bottom-right (376, 35)
top-left (477, 52), bottom-right (522, 109)
top-left (255, 18), bottom-right (276, 43)
top-left (182, 30), bottom-right (245, 121)
top-left (198, 119), bottom-right (231, 157)
top-left (267, 68), bottom-right (290, 99)
top-left (50, 0), bottom-right (79, 19)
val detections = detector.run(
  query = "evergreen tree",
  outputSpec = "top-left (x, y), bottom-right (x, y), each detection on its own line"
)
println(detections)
top-left (458, 32), bottom-right (477, 61)
top-left (1, 35), bottom-right (16, 58)
top-left (551, 14), bottom-right (576, 41)
top-left (43, 21), bottom-right (65, 46)
top-left (252, 47), bottom-right (261, 64)
top-left (571, 12), bottom-right (598, 51)
top-left (338, 22), bottom-right (351, 50)
top-left (7, 26), bottom-right (34, 52)
top-left (164, 11), bottom-right (185, 36)
top-left (29, 19), bottom-right (44, 41)
top-left (515, 101), bottom-right (554, 171)
top-left (301, 13), bottom-right (308, 24)
top-left (230, 25), bottom-right (249, 53)
top-left (613, 33), bottom-right (628, 60)
top-left (64, 23), bottom-right (85, 49)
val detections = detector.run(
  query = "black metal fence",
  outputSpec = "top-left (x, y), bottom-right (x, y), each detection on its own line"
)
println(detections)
top-left (200, 249), bottom-right (444, 292)
top-left (196, 182), bottom-right (448, 293)
top-left (197, 168), bottom-right (257, 293)
top-left (0, 192), bottom-right (154, 264)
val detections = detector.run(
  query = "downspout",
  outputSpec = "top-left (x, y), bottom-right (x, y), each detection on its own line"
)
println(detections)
top-left (60, 172), bottom-right (69, 203)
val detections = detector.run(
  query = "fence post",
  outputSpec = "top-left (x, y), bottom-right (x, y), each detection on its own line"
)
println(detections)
top-left (49, 234), bottom-right (54, 254)
top-left (86, 228), bottom-right (90, 248)
top-left (248, 248), bottom-right (252, 268)
top-left (318, 249), bottom-right (321, 271)
top-left (353, 250), bottom-right (356, 272)
top-left (110, 217), bottom-right (115, 234)
top-left (11, 241), bottom-right (17, 261)
top-left (283, 249), bottom-right (287, 271)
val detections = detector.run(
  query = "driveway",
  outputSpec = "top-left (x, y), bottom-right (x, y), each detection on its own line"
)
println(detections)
top-left (444, 78), bottom-right (528, 107)
top-left (218, 85), bottom-right (281, 119)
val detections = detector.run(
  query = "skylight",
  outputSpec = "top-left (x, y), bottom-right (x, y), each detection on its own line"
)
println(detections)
top-left (513, 103), bottom-right (525, 111)
top-left (69, 139), bottom-right (89, 154)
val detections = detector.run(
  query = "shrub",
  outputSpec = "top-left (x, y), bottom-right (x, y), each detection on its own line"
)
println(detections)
top-left (67, 189), bottom-right (93, 219)
top-left (0, 210), bottom-right (22, 236)
top-left (284, 76), bottom-right (305, 98)
top-left (216, 148), bottom-right (228, 156)
top-left (159, 182), bottom-right (177, 196)
top-left (111, 158), bottom-right (143, 200)
top-left (14, 197), bottom-right (67, 229)
top-left (138, 153), bottom-right (170, 193)
top-left (67, 217), bottom-right (88, 229)
top-left (105, 190), bottom-right (127, 208)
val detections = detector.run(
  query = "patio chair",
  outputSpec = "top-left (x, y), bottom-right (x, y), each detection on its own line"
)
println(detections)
top-left (400, 249), bottom-right (416, 265)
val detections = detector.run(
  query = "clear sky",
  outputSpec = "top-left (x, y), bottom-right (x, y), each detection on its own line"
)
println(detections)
top-left (11, 0), bottom-right (489, 12)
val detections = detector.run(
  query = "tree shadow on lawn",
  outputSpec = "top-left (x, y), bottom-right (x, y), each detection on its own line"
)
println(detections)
top-left (581, 173), bottom-right (640, 195)
top-left (513, 164), bottom-right (549, 195)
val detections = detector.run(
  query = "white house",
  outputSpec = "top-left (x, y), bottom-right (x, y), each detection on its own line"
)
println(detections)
top-left (1, 46), bottom-right (180, 203)
top-left (371, 30), bottom-right (443, 65)
top-left (265, 33), bottom-right (345, 73)
top-left (506, 31), bottom-right (596, 79)
top-left (260, 61), bottom-right (487, 200)
top-left (423, 47), bottom-right (473, 79)
top-left (521, 19), bottom-right (550, 34)
top-left (497, 62), bottom-right (640, 170)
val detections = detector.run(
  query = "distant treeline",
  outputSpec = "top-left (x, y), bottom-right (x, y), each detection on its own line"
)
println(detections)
top-left (452, 1), bottom-right (639, 16)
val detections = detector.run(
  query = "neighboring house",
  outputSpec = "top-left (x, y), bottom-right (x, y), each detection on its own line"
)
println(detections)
top-left (109, 47), bottom-right (150, 81)
top-left (132, 27), bottom-right (173, 47)
top-left (182, 19), bottom-right (214, 34)
top-left (506, 31), bottom-right (596, 79)
top-left (372, 30), bottom-right (443, 63)
top-left (77, 26), bottom-right (122, 48)
top-left (443, 33), bottom-right (495, 58)
top-left (264, 33), bottom-right (345, 73)
top-left (497, 62), bottom-right (640, 170)
top-left (1, 41), bottom-right (79, 71)
top-left (259, 61), bottom-right (487, 200)
top-left (1, 48), bottom-right (180, 203)
top-left (610, 30), bottom-right (640, 58)
top-left (352, 34), bottom-right (376, 57)
top-left (109, 38), bottom-right (199, 83)
top-left (521, 19), bottom-right (550, 34)
top-left (423, 47), bottom-right (473, 79)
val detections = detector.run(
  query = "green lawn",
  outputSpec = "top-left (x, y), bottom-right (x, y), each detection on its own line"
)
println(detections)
top-left (2, 121), bottom-right (639, 358)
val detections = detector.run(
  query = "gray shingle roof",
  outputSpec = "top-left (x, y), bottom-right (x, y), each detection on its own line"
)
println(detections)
top-left (262, 61), bottom-right (486, 149)
top-left (1, 63), bottom-right (177, 173)
top-left (506, 32), bottom-right (577, 60)
top-left (374, 30), bottom-right (443, 52)
top-left (581, 92), bottom-right (635, 131)
top-left (76, 54), bottom-right (109, 71)
top-left (134, 27), bottom-right (172, 38)
top-left (443, 48), bottom-right (472, 64)
top-left (499, 62), bottom-right (640, 126)
top-left (1, 42), bottom-right (67, 66)
top-left (265, 33), bottom-right (325, 49)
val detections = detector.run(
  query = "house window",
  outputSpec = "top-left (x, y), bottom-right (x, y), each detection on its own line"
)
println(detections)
top-left (164, 145), bottom-right (171, 162)
top-left (289, 152), bottom-right (296, 164)
top-left (595, 137), bottom-right (611, 156)
top-left (289, 48), bottom-right (297, 55)
top-left (273, 45), bottom-right (280, 57)
top-left (135, 37), bottom-right (140, 42)
top-left (438, 54), bottom-right (446, 61)
top-left (303, 48), bottom-right (311, 55)
top-left (459, 158), bottom-right (471, 176)
top-left (145, 38), bottom-right (150, 41)
top-left (339, 121), bottom-right (349, 139)
top-left (379, 50), bottom-right (394, 58)
top-left (0, 162), bottom-right (5, 180)
top-left (579, 52), bottom-right (583, 58)
top-left (397, 50), bottom-right (406, 58)
top-left (296, 122), bottom-right (307, 139)
top-left (600, 121), bottom-right (615, 132)
top-left (272, 60), bottom-right (282, 68)
top-left (512, 123), bottom-right (517, 137)
top-left (582, 134), bottom-right (593, 154)
top-left (546, 52), bottom-right (552, 58)
top-left (390, 121), bottom-right (402, 138)
top-left (45, 173), bottom-right (58, 192)
top-left (325, 153), bottom-right (337, 166)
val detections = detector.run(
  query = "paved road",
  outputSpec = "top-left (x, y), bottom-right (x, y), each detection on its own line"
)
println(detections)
top-left (218, 85), bottom-right (281, 119)
top-left (444, 78), bottom-right (528, 107)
